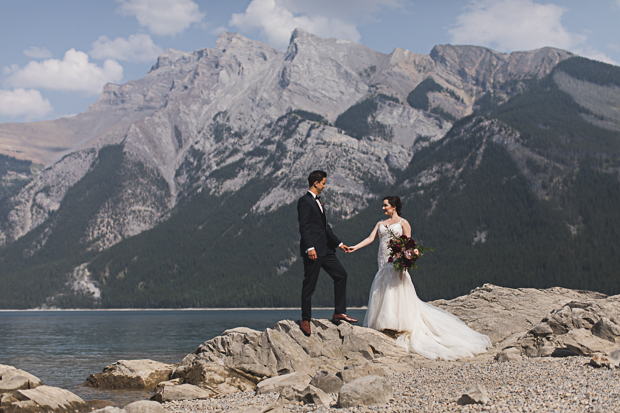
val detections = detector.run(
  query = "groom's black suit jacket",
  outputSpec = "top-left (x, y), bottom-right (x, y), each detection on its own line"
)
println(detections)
top-left (297, 192), bottom-right (341, 257)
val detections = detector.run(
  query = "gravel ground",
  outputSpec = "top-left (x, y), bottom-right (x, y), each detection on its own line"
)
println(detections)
top-left (162, 356), bottom-right (620, 412)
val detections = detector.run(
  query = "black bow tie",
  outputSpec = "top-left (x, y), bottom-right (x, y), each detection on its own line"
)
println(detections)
top-left (316, 196), bottom-right (321, 202)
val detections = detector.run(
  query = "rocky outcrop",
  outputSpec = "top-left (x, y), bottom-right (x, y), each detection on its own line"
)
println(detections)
top-left (0, 385), bottom-right (89, 413)
top-left (169, 318), bottom-right (426, 397)
top-left (0, 365), bottom-right (43, 394)
top-left (85, 360), bottom-right (175, 390)
top-left (1, 366), bottom-right (92, 412)
top-left (431, 284), bottom-right (609, 346)
top-left (432, 284), bottom-right (620, 358)
top-left (516, 296), bottom-right (620, 357)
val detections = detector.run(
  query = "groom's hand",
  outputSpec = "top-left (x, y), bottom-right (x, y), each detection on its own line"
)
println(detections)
top-left (308, 249), bottom-right (317, 260)
top-left (340, 244), bottom-right (351, 253)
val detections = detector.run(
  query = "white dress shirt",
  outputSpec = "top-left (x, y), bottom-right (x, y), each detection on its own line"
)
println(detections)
top-left (306, 191), bottom-right (342, 253)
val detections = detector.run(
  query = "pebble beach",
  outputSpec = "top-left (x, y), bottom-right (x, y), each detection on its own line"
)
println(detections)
top-left (162, 356), bottom-right (619, 412)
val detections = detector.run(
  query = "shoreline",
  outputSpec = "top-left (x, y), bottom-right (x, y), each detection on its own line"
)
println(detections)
top-left (0, 307), bottom-right (368, 312)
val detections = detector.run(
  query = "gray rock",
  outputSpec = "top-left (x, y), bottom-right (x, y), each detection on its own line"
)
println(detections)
top-left (6, 385), bottom-right (89, 412)
top-left (278, 384), bottom-right (332, 407)
top-left (494, 347), bottom-right (523, 362)
top-left (310, 371), bottom-right (343, 394)
top-left (562, 328), bottom-right (618, 356)
top-left (457, 383), bottom-right (490, 405)
top-left (0, 364), bottom-right (43, 394)
top-left (517, 335), bottom-right (561, 357)
top-left (151, 383), bottom-right (213, 402)
top-left (85, 359), bottom-right (174, 390)
top-left (337, 375), bottom-right (393, 408)
top-left (255, 372), bottom-right (311, 395)
top-left (337, 364), bottom-right (388, 384)
top-left (528, 323), bottom-right (554, 337)
top-left (609, 348), bottom-right (620, 366)
top-left (544, 303), bottom-right (602, 335)
top-left (173, 360), bottom-right (256, 394)
top-left (124, 400), bottom-right (166, 413)
top-left (592, 317), bottom-right (620, 343)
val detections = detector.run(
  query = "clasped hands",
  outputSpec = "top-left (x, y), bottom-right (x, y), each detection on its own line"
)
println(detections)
top-left (307, 244), bottom-right (356, 260)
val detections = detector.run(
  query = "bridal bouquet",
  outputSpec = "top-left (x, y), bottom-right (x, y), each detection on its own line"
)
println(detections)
top-left (386, 229), bottom-right (432, 271)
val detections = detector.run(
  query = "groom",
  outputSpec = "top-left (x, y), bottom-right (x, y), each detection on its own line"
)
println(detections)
top-left (297, 170), bottom-right (357, 336)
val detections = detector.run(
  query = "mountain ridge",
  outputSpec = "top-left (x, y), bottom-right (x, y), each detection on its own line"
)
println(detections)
top-left (0, 30), bottom-right (618, 309)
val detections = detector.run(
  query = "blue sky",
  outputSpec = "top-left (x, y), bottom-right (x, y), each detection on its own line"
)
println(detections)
top-left (1, 0), bottom-right (619, 124)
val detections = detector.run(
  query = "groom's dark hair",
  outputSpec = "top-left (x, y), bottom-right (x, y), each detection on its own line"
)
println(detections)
top-left (308, 170), bottom-right (327, 187)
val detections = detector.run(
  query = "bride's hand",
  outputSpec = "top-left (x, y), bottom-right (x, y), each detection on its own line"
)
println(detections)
top-left (347, 246), bottom-right (357, 253)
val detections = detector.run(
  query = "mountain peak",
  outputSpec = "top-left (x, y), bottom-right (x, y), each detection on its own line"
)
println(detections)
top-left (150, 48), bottom-right (192, 72)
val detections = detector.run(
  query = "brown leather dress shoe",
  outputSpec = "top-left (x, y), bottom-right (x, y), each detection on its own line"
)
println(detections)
top-left (332, 313), bottom-right (358, 323)
top-left (300, 320), bottom-right (311, 336)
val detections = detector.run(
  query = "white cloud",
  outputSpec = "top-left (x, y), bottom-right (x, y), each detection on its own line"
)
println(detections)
top-left (116, 0), bottom-right (205, 36)
top-left (229, 0), bottom-right (362, 49)
top-left (23, 46), bottom-right (52, 59)
top-left (0, 88), bottom-right (53, 118)
top-left (278, 0), bottom-right (406, 21)
top-left (4, 49), bottom-right (123, 95)
top-left (90, 33), bottom-right (163, 62)
top-left (449, 0), bottom-right (584, 52)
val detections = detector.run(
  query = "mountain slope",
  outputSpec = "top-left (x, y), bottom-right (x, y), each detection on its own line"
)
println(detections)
top-left (1, 30), bottom-right (619, 308)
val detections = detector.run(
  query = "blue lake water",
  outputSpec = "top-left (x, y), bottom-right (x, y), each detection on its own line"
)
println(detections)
top-left (0, 308), bottom-right (367, 405)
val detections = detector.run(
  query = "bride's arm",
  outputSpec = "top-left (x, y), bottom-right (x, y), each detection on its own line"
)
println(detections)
top-left (348, 222), bottom-right (380, 252)
top-left (401, 219), bottom-right (412, 238)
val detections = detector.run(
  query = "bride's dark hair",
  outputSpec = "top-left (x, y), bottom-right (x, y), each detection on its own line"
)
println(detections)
top-left (383, 196), bottom-right (402, 215)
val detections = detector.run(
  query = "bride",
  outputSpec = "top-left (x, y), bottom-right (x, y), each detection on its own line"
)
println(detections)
top-left (348, 196), bottom-right (491, 360)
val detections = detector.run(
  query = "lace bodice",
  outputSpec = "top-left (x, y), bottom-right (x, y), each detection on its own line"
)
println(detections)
top-left (377, 220), bottom-right (403, 268)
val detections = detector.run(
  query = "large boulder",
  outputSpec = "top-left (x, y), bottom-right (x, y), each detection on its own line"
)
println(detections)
top-left (337, 375), bottom-right (393, 408)
top-left (0, 365), bottom-right (43, 394)
top-left (85, 360), bottom-right (174, 390)
top-left (1, 385), bottom-right (89, 412)
top-left (431, 284), bottom-right (608, 345)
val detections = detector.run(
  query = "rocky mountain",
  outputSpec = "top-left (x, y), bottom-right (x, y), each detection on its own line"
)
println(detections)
top-left (0, 29), bottom-right (618, 309)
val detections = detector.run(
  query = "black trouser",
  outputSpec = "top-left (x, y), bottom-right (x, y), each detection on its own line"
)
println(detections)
top-left (301, 250), bottom-right (347, 321)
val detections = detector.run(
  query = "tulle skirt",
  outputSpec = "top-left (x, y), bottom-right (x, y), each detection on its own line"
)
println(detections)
top-left (363, 264), bottom-right (492, 360)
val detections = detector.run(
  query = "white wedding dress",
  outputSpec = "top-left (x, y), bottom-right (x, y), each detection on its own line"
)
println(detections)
top-left (363, 220), bottom-right (492, 360)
